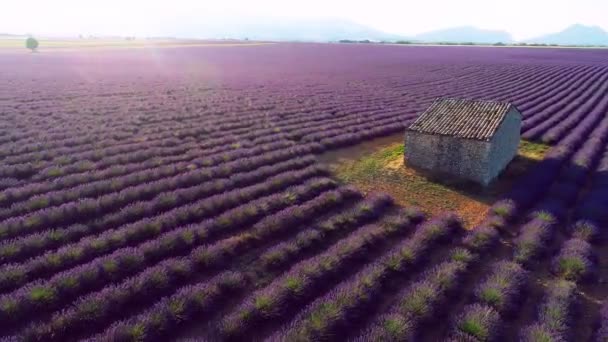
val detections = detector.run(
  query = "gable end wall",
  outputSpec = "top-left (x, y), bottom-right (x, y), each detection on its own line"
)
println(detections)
top-left (486, 108), bottom-right (522, 181)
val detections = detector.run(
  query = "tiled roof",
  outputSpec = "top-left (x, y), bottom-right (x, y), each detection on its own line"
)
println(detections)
top-left (407, 98), bottom-right (519, 141)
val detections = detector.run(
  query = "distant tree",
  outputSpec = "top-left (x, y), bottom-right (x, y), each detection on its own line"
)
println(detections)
top-left (25, 37), bottom-right (39, 52)
top-left (493, 42), bottom-right (506, 46)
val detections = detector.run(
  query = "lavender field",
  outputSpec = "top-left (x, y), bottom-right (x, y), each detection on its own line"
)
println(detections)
top-left (0, 43), bottom-right (608, 341)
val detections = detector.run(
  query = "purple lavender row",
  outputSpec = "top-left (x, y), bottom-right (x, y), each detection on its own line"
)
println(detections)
top-left (300, 108), bottom-right (407, 142)
top-left (459, 64), bottom-right (562, 110)
top-left (320, 120), bottom-right (416, 150)
top-left (27, 135), bottom-right (292, 182)
top-left (502, 91), bottom-right (608, 216)
top-left (513, 124), bottom-right (608, 267)
top-left (0, 185), bottom-right (356, 336)
top-left (357, 215), bottom-right (506, 342)
top-left (518, 67), bottom-right (601, 121)
top-left (0, 129), bottom-right (257, 183)
top-left (235, 96), bottom-right (412, 144)
top-left (0, 178), bottom-right (23, 192)
top-left (0, 128), bottom-right (193, 166)
top-left (512, 213), bottom-right (556, 265)
top-left (0, 132), bottom-right (288, 206)
top-left (257, 195), bottom-right (415, 272)
top-left (0, 142), bottom-right (315, 242)
top-left (0, 155), bottom-right (317, 264)
top-left (474, 261), bottom-right (528, 314)
top-left (520, 280), bottom-right (576, 341)
top-left (450, 304), bottom-right (501, 341)
top-left (0, 142), bottom-right (179, 181)
top-left (357, 249), bottom-right (476, 341)
top-left (0, 103), bottom-right (267, 159)
top-left (515, 64), bottom-right (590, 113)
top-left (551, 229), bottom-right (595, 282)
top-left (522, 68), bottom-right (608, 139)
top-left (89, 271), bottom-right (247, 342)
top-left (306, 112), bottom-right (413, 143)
top-left (18, 264), bottom-right (246, 342)
top-left (0, 170), bottom-right (331, 294)
top-left (518, 65), bottom-right (594, 113)
top-left (0, 139), bottom-right (297, 223)
top-left (77, 187), bottom-right (360, 341)
top-left (1, 134), bottom-right (173, 169)
top-left (285, 107), bottom-right (409, 142)
top-left (480, 64), bottom-right (573, 104)
top-left (224, 214), bottom-right (461, 340)
top-left (0, 146), bottom-right (315, 240)
top-left (542, 83), bottom-right (608, 145)
top-left (552, 238), bottom-right (594, 282)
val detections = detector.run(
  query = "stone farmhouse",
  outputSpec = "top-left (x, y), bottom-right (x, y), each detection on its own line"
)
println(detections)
top-left (405, 98), bottom-right (522, 186)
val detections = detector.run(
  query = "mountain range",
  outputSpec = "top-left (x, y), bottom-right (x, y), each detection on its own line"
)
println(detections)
top-left (177, 19), bottom-right (608, 46)
top-left (413, 26), bottom-right (514, 44)
top-left (525, 24), bottom-right (608, 46)
top-left (6, 18), bottom-right (608, 46)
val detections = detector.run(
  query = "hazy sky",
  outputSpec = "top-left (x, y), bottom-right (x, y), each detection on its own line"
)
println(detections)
top-left (2, 0), bottom-right (607, 40)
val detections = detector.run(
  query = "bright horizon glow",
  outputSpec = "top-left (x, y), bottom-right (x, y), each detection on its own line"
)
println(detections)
top-left (1, 0), bottom-right (607, 41)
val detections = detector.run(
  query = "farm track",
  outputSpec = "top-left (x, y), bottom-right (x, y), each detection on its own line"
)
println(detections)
top-left (1, 43), bottom-right (608, 341)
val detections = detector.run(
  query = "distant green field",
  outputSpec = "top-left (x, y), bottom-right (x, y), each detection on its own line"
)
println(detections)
top-left (0, 38), bottom-right (272, 50)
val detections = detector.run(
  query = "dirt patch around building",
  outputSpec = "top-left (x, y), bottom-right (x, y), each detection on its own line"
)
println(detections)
top-left (319, 134), bottom-right (549, 228)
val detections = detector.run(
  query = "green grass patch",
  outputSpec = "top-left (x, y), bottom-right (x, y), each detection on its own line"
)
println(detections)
top-left (519, 140), bottom-right (550, 160)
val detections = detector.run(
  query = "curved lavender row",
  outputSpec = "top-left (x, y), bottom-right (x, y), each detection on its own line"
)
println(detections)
top-left (3, 186), bottom-right (357, 338)
top-left (0, 155), bottom-right (316, 264)
top-left (512, 214), bottom-right (557, 265)
top-left (0, 141), bottom-right (186, 181)
top-left (0, 143), bottom-right (318, 242)
top-left (20, 268), bottom-right (248, 342)
top-left (540, 83), bottom-right (608, 145)
top-left (3, 144), bottom-right (304, 227)
top-left (224, 214), bottom-right (461, 340)
top-left (519, 65), bottom-right (601, 123)
top-left (450, 304), bottom-right (501, 341)
top-left (0, 133), bottom-right (288, 206)
top-left (272, 216), bottom-right (462, 341)
top-left (520, 280), bottom-right (576, 342)
top-left (517, 65), bottom-right (596, 119)
top-left (356, 216), bottom-right (503, 342)
top-left (473, 261), bottom-right (528, 314)
top-left (0, 135), bottom-right (245, 206)
top-left (0, 138), bottom-right (295, 220)
top-left (551, 238), bottom-right (594, 282)
top-left (1, 137), bottom-right (172, 177)
top-left (522, 68), bottom-right (608, 137)
top-left (0, 107), bottom-right (274, 166)
top-left (320, 119), bottom-right (417, 150)
top-left (257, 194), bottom-right (401, 272)
top-left (502, 88), bottom-right (608, 215)
top-left (357, 249), bottom-right (476, 341)
top-left (515, 64), bottom-right (589, 112)
top-left (93, 271), bottom-right (247, 342)
top-left (0, 169), bottom-right (331, 294)
top-left (471, 64), bottom-right (573, 110)
top-left (0, 107), bottom-right (264, 162)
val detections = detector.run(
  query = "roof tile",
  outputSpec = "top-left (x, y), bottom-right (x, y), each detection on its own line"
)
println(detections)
top-left (407, 98), bottom-right (519, 141)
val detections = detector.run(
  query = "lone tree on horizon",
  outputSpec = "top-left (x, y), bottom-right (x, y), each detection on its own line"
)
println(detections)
top-left (26, 37), bottom-right (39, 52)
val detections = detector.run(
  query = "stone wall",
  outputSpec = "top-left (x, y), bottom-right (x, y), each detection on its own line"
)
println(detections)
top-left (404, 108), bottom-right (522, 186)
top-left (487, 108), bottom-right (522, 181)
top-left (405, 131), bottom-right (491, 185)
